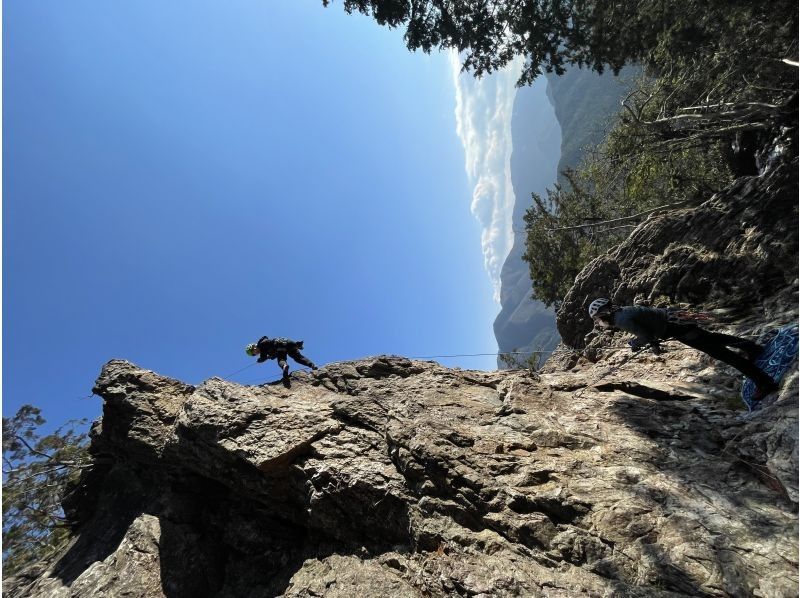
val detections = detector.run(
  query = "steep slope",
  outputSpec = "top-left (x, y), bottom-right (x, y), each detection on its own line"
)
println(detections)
top-left (545, 66), bottom-right (639, 181)
top-left (555, 128), bottom-right (798, 352)
top-left (6, 351), bottom-right (797, 597)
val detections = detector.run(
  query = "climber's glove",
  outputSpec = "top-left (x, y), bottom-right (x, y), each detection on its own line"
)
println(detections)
top-left (628, 339), bottom-right (645, 352)
top-left (628, 339), bottom-right (660, 354)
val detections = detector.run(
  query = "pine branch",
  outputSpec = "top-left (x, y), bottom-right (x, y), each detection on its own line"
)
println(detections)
top-left (13, 434), bottom-right (56, 462)
top-left (4, 462), bottom-right (95, 487)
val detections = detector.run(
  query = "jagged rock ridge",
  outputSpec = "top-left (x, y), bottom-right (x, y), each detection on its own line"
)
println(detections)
top-left (6, 352), bottom-right (797, 597)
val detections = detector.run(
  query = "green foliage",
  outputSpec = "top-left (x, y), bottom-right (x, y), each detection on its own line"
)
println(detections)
top-left (498, 348), bottom-right (547, 372)
top-left (323, 0), bottom-right (797, 87)
top-left (326, 0), bottom-right (584, 84)
top-left (643, 0), bottom-right (797, 106)
top-left (522, 82), bottom-right (735, 309)
top-left (520, 0), bottom-right (796, 308)
top-left (522, 171), bottom-right (610, 310)
top-left (3, 405), bottom-right (90, 576)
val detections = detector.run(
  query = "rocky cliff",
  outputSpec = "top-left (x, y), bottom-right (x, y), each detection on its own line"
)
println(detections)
top-left (6, 115), bottom-right (798, 598)
top-left (6, 343), bottom-right (797, 597)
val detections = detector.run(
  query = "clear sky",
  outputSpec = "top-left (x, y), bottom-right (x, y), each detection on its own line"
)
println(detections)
top-left (3, 0), bottom-right (526, 428)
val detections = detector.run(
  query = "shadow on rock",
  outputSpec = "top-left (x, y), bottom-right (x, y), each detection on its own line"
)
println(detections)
top-left (155, 474), bottom-right (412, 597)
top-left (604, 391), bottom-right (797, 593)
top-left (51, 463), bottom-right (145, 586)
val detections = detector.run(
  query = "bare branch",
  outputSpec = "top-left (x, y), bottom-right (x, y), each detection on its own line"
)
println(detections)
top-left (600, 223), bottom-right (640, 234)
top-left (643, 105), bottom-right (779, 127)
top-left (545, 199), bottom-right (692, 232)
top-left (678, 101), bottom-right (780, 112)
top-left (4, 463), bottom-right (96, 487)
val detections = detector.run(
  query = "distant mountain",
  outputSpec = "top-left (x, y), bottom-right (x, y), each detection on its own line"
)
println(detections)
top-left (492, 79), bottom-right (561, 366)
top-left (546, 66), bottom-right (640, 181)
top-left (494, 66), bottom-right (638, 368)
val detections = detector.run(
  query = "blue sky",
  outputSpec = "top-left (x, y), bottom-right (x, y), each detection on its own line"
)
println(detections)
top-left (3, 0), bottom-right (528, 429)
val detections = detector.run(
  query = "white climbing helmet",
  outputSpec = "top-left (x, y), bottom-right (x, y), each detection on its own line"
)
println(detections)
top-left (588, 298), bottom-right (611, 318)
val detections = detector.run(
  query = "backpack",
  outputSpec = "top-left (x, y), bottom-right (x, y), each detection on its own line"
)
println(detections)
top-left (271, 337), bottom-right (303, 350)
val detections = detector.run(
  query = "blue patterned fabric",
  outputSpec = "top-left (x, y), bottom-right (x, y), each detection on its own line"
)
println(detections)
top-left (741, 325), bottom-right (799, 411)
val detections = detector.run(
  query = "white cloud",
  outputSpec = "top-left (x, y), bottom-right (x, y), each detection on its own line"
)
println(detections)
top-left (450, 51), bottom-right (523, 303)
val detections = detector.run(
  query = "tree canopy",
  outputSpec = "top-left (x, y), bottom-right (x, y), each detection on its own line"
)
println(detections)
top-left (323, 0), bottom-right (798, 86)
top-left (3, 406), bottom-right (90, 576)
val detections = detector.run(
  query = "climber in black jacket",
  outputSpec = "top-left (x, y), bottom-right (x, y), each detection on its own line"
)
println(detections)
top-left (587, 298), bottom-right (779, 400)
top-left (246, 336), bottom-right (317, 380)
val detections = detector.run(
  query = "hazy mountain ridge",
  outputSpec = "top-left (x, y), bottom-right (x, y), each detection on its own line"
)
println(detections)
top-left (494, 67), bottom-right (638, 367)
top-left (493, 78), bottom-right (562, 365)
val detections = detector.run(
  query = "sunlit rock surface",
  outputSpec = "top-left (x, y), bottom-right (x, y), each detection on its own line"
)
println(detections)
top-left (5, 351), bottom-right (797, 597)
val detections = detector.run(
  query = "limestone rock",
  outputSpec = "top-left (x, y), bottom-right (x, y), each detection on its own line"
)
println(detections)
top-left (5, 352), bottom-right (797, 597)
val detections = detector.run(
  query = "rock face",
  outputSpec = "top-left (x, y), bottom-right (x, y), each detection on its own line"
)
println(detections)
top-left (556, 130), bottom-right (798, 351)
top-left (6, 120), bottom-right (798, 598)
top-left (6, 350), bottom-right (797, 597)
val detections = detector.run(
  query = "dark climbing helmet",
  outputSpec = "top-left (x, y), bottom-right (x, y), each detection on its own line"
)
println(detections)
top-left (245, 343), bottom-right (258, 356)
top-left (588, 298), bottom-right (611, 318)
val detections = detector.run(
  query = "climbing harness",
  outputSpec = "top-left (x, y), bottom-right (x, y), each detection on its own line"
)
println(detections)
top-left (666, 309), bottom-right (715, 324)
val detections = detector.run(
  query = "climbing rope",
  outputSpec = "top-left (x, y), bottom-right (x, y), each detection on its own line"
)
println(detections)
top-left (222, 362), bottom-right (257, 378)
top-left (224, 344), bottom-right (663, 379)
top-left (408, 351), bottom-right (542, 359)
top-left (226, 343), bottom-right (665, 385)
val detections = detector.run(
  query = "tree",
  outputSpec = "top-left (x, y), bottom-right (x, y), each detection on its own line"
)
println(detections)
top-left (3, 406), bottom-right (91, 576)
top-left (522, 174), bottom-right (590, 310)
top-left (498, 348), bottom-right (548, 372)
top-left (322, 0), bottom-right (798, 87)
top-left (324, 0), bottom-right (583, 85)
top-left (521, 76), bottom-right (736, 309)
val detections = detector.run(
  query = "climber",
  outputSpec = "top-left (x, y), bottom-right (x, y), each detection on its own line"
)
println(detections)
top-left (587, 298), bottom-right (779, 400)
top-left (245, 336), bottom-right (318, 380)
